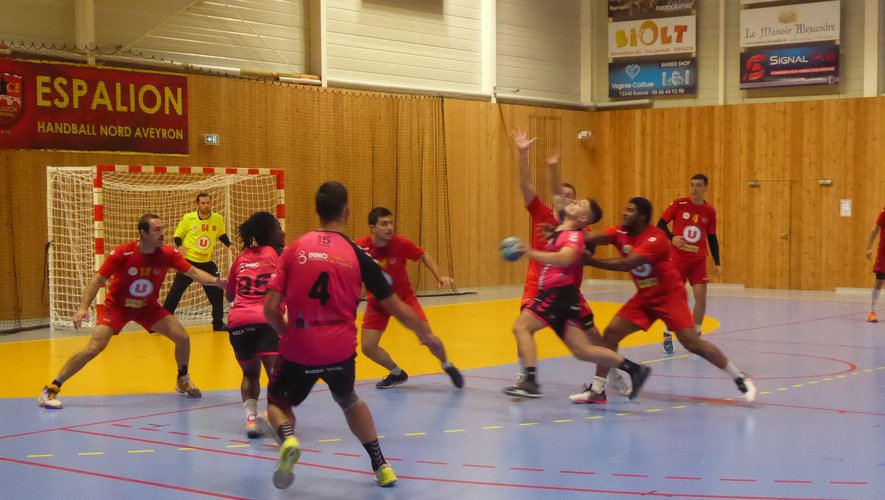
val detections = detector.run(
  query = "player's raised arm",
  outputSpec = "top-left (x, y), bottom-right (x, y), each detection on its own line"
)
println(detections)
top-left (509, 128), bottom-right (538, 206)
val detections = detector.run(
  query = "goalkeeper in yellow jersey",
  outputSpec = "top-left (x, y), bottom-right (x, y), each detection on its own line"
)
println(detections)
top-left (163, 192), bottom-right (237, 331)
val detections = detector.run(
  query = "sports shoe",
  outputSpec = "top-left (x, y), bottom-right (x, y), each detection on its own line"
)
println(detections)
top-left (175, 374), bottom-right (202, 398)
top-left (38, 384), bottom-right (63, 409)
top-left (663, 331), bottom-right (675, 354)
top-left (606, 370), bottom-right (632, 397)
top-left (569, 386), bottom-right (607, 404)
top-left (272, 436), bottom-right (301, 489)
top-left (444, 365), bottom-right (464, 388)
top-left (376, 370), bottom-right (408, 389)
top-left (375, 463), bottom-right (397, 487)
top-left (866, 311), bottom-right (878, 323)
top-left (246, 414), bottom-right (263, 439)
top-left (503, 379), bottom-right (541, 398)
top-left (735, 373), bottom-right (757, 403)
top-left (628, 364), bottom-right (651, 401)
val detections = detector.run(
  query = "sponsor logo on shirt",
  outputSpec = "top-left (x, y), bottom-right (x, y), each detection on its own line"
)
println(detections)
top-left (128, 278), bottom-right (154, 298)
top-left (128, 267), bottom-right (138, 276)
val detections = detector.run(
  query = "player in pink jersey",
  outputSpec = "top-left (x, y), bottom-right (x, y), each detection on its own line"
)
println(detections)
top-left (356, 206), bottom-right (463, 389)
top-left (576, 197), bottom-right (756, 403)
top-left (262, 182), bottom-right (434, 489)
top-left (657, 174), bottom-right (721, 353)
top-left (225, 211), bottom-right (285, 438)
top-left (500, 198), bottom-right (651, 401)
top-left (509, 129), bottom-right (633, 398)
top-left (38, 214), bottom-right (225, 410)
top-left (863, 206), bottom-right (885, 322)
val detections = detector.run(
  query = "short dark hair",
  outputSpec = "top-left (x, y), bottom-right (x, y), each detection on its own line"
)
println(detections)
top-left (138, 213), bottom-right (160, 233)
top-left (587, 198), bottom-right (603, 225)
top-left (239, 211), bottom-right (279, 248)
top-left (316, 181), bottom-right (348, 222)
top-left (368, 206), bottom-right (392, 226)
top-left (629, 196), bottom-right (653, 224)
top-left (691, 173), bottom-right (709, 186)
top-left (560, 182), bottom-right (576, 195)
top-left (196, 192), bottom-right (211, 203)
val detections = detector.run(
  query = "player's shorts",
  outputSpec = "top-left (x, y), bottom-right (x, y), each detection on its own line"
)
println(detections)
top-left (361, 295), bottom-right (427, 331)
top-left (522, 285), bottom-right (594, 326)
top-left (672, 255), bottom-right (709, 286)
top-left (524, 286), bottom-right (592, 338)
top-left (97, 302), bottom-right (171, 334)
top-left (616, 287), bottom-right (694, 332)
top-left (874, 252), bottom-right (885, 275)
top-left (267, 353), bottom-right (357, 408)
top-left (228, 323), bottom-right (279, 362)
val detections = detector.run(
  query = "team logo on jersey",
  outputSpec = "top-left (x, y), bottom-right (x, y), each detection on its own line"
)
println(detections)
top-left (128, 267), bottom-right (138, 276)
top-left (682, 212), bottom-right (690, 219)
top-left (297, 250), bottom-right (308, 265)
top-left (196, 235), bottom-right (211, 249)
top-left (129, 278), bottom-right (154, 298)
top-left (0, 72), bottom-right (23, 126)
top-left (630, 263), bottom-right (653, 278)
top-left (212, 225), bottom-right (217, 231)
top-left (682, 225), bottom-right (702, 243)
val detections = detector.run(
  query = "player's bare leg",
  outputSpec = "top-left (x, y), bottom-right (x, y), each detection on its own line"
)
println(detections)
top-left (362, 328), bottom-right (409, 388)
top-left (39, 325), bottom-right (114, 409)
top-left (563, 324), bottom-right (650, 402)
top-left (340, 396), bottom-right (396, 486)
top-left (503, 312), bottom-right (544, 397)
top-left (674, 327), bottom-right (756, 402)
top-left (692, 283), bottom-right (708, 332)
top-left (267, 402), bottom-right (300, 489)
top-left (868, 278), bottom-right (884, 322)
top-left (152, 315), bottom-right (201, 398)
top-left (572, 316), bottom-right (642, 404)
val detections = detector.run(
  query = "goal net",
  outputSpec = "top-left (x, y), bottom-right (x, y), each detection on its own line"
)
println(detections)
top-left (46, 165), bottom-right (284, 330)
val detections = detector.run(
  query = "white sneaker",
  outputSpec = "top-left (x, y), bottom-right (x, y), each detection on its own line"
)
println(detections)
top-left (606, 371), bottom-right (633, 397)
top-left (38, 384), bottom-right (63, 409)
top-left (735, 374), bottom-right (757, 403)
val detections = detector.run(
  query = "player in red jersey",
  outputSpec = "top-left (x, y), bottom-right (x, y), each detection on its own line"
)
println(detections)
top-left (225, 211), bottom-right (285, 438)
top-left (863, 206), bottom-right (885, 322)
top-left (37, 214), bottom-right (225, 410)
top-left (509, 129), bottom-right (633, 398)
top-left (657, 174), bottom-right (721, 353)
top-left (576, 197), bottom-right (756, 403)
top-left (263, 182), bottom-right (433, 489)
top-left (356, 207), bottom-right (463, 389)
top-left (501, 198), bottom-right (651, 400)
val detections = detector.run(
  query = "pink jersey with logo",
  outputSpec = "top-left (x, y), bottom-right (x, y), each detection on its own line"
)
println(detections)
top-left (268, 230), bottom-right (393, 365)
top-left (537, 229), bottom-right (584, 290)
top-left (226, 246), bottom-right (281, 328)
top-left (603, 225), bottom-right (683, 298)
top-left (98, 241), bottom-right (191, 309)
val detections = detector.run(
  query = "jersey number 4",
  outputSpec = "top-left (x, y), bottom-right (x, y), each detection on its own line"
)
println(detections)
top-left (308, 272), bottom-right (331, 305)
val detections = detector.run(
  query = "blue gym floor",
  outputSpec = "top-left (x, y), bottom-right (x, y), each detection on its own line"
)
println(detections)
top-left (1, 284), bottom-right (883, 500)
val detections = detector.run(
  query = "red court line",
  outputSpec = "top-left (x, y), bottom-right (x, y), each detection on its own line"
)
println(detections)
top-left (139, 427), bottom-right (160, 432)
top-left (667, 476), bottom-right (702, 480)
top-left (706, 311), bottom-right (864, 338)
top-left (168, 431), bottom-right (189, 436)
top-left (55, 429), bottom-right (861, 500)
top-left (333, 452), bottom-right (360, 458)
top-left (720, 478), bottom-right (757, 483)
top-left (0, 456), bottom-right (252, 499)
top-left (197, 435), bottom-right (220, 440)
top-left (560, 470), bottom-right (596, 475)
top-left (511, 467), bottom-right (544, 472)
top-left (417, 460), bottom-right (448, 465)
top-left (775, 480), bottom-right (813, 484)
top-left (612, 473), bottom-right (649, 478)
top-left (829, 481), bottom-right (867, 485)
top-left (463, 463), bottom-right (495, 469)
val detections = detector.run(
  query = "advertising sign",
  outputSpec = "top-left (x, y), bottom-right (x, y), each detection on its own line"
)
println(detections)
top-left (0, 59), bottom-right (188, 154)
top-left (608, 0), bottom-right (696, 21)
top-left (740, 43), bottom-right (838, 89)
top-left (610, 59), bottom-right (696, 98)
top-left (608, 16), bottom-right (696, 57)
top-left (740, 1), bottom-right (840, 48)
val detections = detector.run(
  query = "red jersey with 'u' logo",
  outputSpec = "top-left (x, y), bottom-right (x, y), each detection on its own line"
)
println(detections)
top-left (98, 241), bottom-right (191, 309)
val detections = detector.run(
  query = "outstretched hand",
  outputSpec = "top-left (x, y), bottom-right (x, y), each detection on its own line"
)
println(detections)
top-left (509, 128), bottom-right (537, 152)
top-left (72, 309), bottom-right (89, 329)
top-left (438, 276), bottom-right (455, 289)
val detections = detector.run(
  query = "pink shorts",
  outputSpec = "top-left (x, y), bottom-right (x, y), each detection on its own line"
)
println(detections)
top-left (97, 302), bottom-right (171, 334)
top-left (361, 295), bottom-right (427, 331)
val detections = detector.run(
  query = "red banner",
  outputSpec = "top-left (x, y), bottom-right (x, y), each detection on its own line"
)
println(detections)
top-left (0, 59), bottom-right (188, 154)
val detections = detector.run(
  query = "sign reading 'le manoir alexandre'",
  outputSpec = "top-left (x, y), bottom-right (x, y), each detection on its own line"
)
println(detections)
top-left (0, 59), bottom-right (188, 154)
top-left (740, 1), bottom-right (840, 48)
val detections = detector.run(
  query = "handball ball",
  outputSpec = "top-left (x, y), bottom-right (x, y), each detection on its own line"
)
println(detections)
top-left (500, 236), bottom-right (525, 261)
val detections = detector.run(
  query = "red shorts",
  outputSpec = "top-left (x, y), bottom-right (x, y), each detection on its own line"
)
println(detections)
top-left (522, 284), bottom-right (593, 318)
top-left (97, 302), bottom-right (171, 333)
top-left (361, 295), bottom-right (427, 331)
top-left (672, 255), bottom-right (709, 286)
top-left (616, 288), bottom-right (694, 332)
top-left (874, 251), bottom-right (885, 274)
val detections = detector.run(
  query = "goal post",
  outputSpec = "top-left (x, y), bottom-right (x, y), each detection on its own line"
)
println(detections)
top-left (46, 165), bottom-right (285, 330)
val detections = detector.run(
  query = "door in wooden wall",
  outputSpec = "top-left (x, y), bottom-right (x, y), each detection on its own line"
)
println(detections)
top-left (744, 181), bottom-right (793, 289)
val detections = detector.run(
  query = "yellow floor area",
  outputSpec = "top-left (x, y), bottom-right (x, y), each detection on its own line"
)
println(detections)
top-left (3, 299), bottom-right (718, 398)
